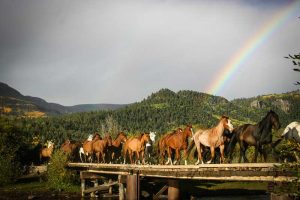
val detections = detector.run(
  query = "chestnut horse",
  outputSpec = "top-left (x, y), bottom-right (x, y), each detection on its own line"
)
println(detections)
top-left (165, 125), bottom-right (193, 165)
top-left (39, 141), bottom-right (54, 163)
top-left (158, 129), bottom-right (180, 164)
top-left (193, 116), bottom-right (233, 164)
top-left (92, 134), bottom-right (112, 163)
top-left (123, 133), bottom-right (150, 164)
top-left (108, 132), bottom-right (127, 163)
top-left (228, 110), bottom-right (280, 163)
top-left (81, 133), bottom-right (101, 162)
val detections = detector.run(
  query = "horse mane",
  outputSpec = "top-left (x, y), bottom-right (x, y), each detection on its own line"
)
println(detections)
top-left (256, 110), bottom-right (276, 140)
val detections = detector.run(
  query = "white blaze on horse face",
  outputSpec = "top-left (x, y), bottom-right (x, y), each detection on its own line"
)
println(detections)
top-left (87, 134), bottom-right (93, 141)
top-left (227, 120), bottom-right (234, 132)
top-left (150, 132), bottom-right (156, 142)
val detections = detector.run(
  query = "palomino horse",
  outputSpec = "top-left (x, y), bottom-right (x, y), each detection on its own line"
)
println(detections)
top-left (80, 133), bottom-right (101, 162)
top-left (92, 134), bottom-right (112, 163)
top-left (158, 129), bottom-right (178, 164)
top-left (228, 110), bottom-right (281, 163)
top-left (165, 125), bottom-right (193, 165)
top-left (123, 133), bottom-right (151, 164)
top-left (193, 116), bottom-right (234, 164)
top-left (39, 140), bottom-right (54, 163)
top-left (109, 132), bottom-right (127, 163)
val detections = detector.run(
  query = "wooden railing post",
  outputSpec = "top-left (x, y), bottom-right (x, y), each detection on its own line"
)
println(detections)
top-left (168, 179), bottom-right (180, 200)
top-left (126, 173), bottom-right (140, 200)
top-left (80, 171), bottom-right (85, 197)
top-left (118, 175), bottom-right (125, 200)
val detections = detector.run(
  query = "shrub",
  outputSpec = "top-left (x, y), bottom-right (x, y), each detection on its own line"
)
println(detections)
top-left (47, 150), bottom-right (74, 190)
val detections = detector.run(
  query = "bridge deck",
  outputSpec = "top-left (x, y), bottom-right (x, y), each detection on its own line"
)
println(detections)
top-left (68, 163), bottom-right (299, 182)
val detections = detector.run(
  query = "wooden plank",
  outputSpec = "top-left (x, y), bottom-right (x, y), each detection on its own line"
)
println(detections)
top-left (83, 181), bottom-right (118, 194)
top-left (153, 185), bottom-right (168, 200)
top-left (68, 163), bottom-right (299, 183)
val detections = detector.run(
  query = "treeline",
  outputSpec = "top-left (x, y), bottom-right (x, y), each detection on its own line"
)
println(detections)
top-left (1, 89), bottom-right (299, 147)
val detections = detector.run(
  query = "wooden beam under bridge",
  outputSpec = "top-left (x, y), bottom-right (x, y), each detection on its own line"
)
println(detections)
top-left (67, 162), bottom-right (299, 182)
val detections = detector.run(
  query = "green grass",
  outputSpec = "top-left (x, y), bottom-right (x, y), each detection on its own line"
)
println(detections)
top-left (0, 181), bottom-right (80, 193)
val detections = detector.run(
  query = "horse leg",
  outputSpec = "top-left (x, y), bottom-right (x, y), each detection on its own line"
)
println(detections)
top-left (219, 144), bottom-right (225, 163)
top-left (183, 148), bottom-right (188, 165)
top-left (135, 151), bottom-right (140, 165)
top-left (207, 147), bottom-right (215, 164)
top-left (253, 144), bottom-right (259, 163)
top-left (141, 151), bottom-right (145, 165)
top-left (239, 142), bottom-right (248, 163)
top-left (195, 142), bottom-right (203, 165)
top-left (165, 147), bottom-right (172, 165)
top-left (258, 145), bottom-right (267, 162)
top-left (173, 149), bottom-right (180, 165)
top-left (96, 152), bottom-right (100, 163)
top-left (129, 150), bottom-right (133, 164)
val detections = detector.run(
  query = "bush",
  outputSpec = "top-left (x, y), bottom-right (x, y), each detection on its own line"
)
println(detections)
top-left (0, 154), bottom-right (19, 186)
top-left (47, 150), bottom-right (74, 190)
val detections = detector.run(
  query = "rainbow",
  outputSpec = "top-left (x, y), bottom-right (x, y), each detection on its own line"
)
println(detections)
top-left (206, 1), bottom-right (300, 96)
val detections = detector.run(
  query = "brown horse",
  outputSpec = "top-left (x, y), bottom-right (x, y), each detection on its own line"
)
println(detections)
top-left (61, 139), bottom-right (81, 161)
top-left (123, 133), bottom-right (150, 164)
top-left (165, 125), bottom-right (193, 165)
top-left (108, 132), bottom-right (127, 163)
top-left (39, 141), bottom-right (54, 163)
top-left (92, 134), bottom-right (112, 163)
top-left (82, 133), bottom-right (101, 162)
top-left (193, 116), bottom-right (234, 164)
top-left (157, 129), bottom-right (179, 164)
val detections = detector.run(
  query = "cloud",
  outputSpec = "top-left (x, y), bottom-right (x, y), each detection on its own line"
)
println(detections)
top-left (0, 0), bottom-right (299, 105)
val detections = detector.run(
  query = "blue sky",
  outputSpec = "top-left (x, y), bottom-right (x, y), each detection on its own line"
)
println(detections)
top-left (0, 0), bottom-right (299, 105)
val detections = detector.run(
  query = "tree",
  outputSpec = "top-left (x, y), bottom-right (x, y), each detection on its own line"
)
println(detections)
top-left (285, 53), bottom-right (300, 85)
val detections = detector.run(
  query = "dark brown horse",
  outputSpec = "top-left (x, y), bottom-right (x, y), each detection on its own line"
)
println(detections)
top-left (123, 133), bottom-right (150, 164)
top-left (108, 132), bottom-right (127, 163)
top-left (165, 125), bottom-right (193, 165)
top-left (193, 116), bottom-right (233, 164)
top-left (92, 134), bottom-right (112, 163)
top-left (228, 110), bottom-right (281, 163)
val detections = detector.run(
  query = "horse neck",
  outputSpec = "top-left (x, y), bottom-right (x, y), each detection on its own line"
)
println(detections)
top-left (140, 136), bottom-right (148, 146)
top-left (215, 121), bottom-right (225, 136)
top-left (257, 114), bottom-right (273, 136)
top-left (113, 135), bottom-right (123, 147)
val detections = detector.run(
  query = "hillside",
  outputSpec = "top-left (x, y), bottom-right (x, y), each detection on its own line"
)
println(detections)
top-left (0, 82), bottom-right (126, 116)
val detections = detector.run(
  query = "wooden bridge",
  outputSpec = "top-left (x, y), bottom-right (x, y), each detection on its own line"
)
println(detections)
top-left (67, 162), bottom-right (299, 200)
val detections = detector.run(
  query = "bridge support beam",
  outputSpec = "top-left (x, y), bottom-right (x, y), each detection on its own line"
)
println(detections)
top-left (168, 179), bottom-right (180, 200)
top-left (126, 174), bottom-right (140, 200)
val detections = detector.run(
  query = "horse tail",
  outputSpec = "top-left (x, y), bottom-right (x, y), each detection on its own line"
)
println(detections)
top-left (186, 138), bottom-right (195, 156)
top-left (226, 130), bottom-right (238, 161)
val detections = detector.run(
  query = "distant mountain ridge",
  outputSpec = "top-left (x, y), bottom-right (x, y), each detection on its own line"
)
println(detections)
top-left (0, 82), bottom-right (127, 116)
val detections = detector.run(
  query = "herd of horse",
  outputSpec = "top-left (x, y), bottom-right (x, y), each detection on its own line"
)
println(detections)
top-left (39, 110), bottom-right (300, 165)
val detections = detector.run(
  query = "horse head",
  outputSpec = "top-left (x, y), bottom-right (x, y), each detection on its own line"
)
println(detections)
top-left (105, 134), bottom-right (113, 146)
top-left (142, 132), bottom-right (151, 143)
top-left (177, 128), bottom-right (183, 134)
top-left (118, 132), bottom-right (127, 143)
top-left (149, 132), bottom-right (156, 142)
top-left (183, 125), bottom-right (193, 138)
top-left (221, 116), bottom-right (234, 132)
top-left (269, 110), bottom-right (281, 130)
top-left (93, 133), bottom-right (101, 141)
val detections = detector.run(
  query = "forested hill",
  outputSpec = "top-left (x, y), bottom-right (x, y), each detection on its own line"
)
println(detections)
top-left (0, 82), bottom-right (126, 116)
top-left (9, 88), bottom-right (298, 145)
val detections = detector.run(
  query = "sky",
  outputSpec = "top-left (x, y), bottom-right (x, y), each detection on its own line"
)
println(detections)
top-left (0, 0), bottom-right (299, 106)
